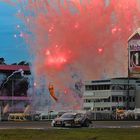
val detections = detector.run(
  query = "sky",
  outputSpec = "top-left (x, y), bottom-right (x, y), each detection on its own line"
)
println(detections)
top-left (0, 1), bottom-right (29, 64)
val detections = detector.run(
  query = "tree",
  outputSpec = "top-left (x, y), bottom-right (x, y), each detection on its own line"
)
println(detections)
top-left (0, 57), bottom-right (5, 64)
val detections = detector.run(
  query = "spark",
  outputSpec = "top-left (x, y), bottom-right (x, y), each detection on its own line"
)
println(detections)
top-left (98, 48), bottom-right (103, 53)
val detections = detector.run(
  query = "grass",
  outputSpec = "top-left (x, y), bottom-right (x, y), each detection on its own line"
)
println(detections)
top-left (0, 128), bottom-right (140, 140)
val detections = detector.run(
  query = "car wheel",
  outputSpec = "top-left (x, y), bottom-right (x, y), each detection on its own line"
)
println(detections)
top-left (83, 120), bottom-right (90, 127)
top-left (71, 123), bottom-right (75, 127)
top-left (72, 120), bottom-right (77, 127)
top-left (34, 116), bottom-right (39, 121)
top-left (62, 123), bottom-right (65, 127)
top-left (52, 123), bottom-right (56, 127)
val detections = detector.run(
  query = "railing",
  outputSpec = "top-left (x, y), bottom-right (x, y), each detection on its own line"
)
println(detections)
top-left (0, 96), bottom-right (32, 100)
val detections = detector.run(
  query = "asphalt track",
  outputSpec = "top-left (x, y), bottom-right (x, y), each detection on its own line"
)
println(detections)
top-left (0, 121), bottom-right (140, 129)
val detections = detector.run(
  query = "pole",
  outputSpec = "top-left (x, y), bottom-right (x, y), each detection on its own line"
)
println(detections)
top-left (12, 79), bottom-right (14, 113)
top-left (94, 100), bottom-right (96, 120)
top-left (0, 104), bottom-right (1, 121)
top-left (127, 76), bottom-right (130, 110)
top-left (127, 45), bottom-right (130, 110)
top-left (93, 93), bottom-right (96, 120)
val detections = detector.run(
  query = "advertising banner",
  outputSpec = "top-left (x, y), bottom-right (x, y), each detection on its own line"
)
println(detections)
top-left (128, 40), bottom-right (140, 77)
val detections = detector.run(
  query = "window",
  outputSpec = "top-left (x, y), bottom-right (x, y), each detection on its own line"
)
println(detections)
top-left (123, 96), bottom-right (126, 102)
top-left (84, 107), bottom-right (91, 110)
top-left (104, 107), bottom-right (110, 111)
top-left (97, 108), bottom-right (100, 111)
top-left (84, 99), bottom-right (92, 103)
top-left (129, 97), bottom-right (131, 102)
top-left (85, 84), bottom-right (110, 91)
top-left (119, 97), bottom-right (122, 102)
top-left (112, 96), bottom-right (119, 102)
top-left (85, 85), bottom-right (90, 90)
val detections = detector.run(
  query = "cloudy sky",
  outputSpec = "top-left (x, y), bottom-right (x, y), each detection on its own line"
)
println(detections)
top-left (0, 1), bottom-right (29, 64)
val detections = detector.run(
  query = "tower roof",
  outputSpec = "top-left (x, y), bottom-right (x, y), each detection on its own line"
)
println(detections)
top-left (128, 28), bottom-right (140, 42)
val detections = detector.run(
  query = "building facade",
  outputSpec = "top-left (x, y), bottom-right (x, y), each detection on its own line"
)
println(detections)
top-left (0, 64), bottom-right (31, 116)
top-left (83, 77), bottom-right (140, 113)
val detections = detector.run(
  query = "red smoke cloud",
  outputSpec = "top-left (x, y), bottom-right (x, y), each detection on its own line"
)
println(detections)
top-left (18, 0), bottom-right (140, 79)
top-left (4, 0), bottom-right (140, 109)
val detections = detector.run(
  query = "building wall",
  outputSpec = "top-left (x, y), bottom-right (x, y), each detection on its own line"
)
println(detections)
top-left (135, 82), bottom-right (140, 108)
top-left (0, 64), bottom-right (31, 114)
top-left (83, 78), bottom-right (139, 112)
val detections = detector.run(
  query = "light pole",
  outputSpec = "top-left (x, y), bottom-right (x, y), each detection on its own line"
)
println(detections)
top-left (0, 103), bottom-right (1, 121)
top-left (11, 79), bottom-right (14, 113)
top-left (93, 100), bottom-right (96, 120)
top-left (127, 45), bottom-right (130, 110)
top-left (93, 92), bottom-right (96, 120)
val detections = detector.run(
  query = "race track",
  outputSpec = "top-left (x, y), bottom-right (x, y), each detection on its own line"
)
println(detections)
top-left (0, 121), bottom-right (140, 129)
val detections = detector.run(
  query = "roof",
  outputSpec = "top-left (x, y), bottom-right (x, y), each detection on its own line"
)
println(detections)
top-left (0, 64), bottom-right (30, 71)
top-left (0, 96), bottom-right (31, 101)
top-left (111, 77), bottom-right (140, 80)
top-left (85, 77), bottom-right (140, 85)
top-left (128, 28), bottom-right (140, 42)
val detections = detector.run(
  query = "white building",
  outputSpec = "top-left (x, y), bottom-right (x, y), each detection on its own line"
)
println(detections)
top-left (83, 77), bottom-right (140, 113)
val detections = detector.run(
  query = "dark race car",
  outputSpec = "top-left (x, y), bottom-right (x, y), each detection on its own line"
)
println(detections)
top-left (51, 112), bottom-right (92, 127)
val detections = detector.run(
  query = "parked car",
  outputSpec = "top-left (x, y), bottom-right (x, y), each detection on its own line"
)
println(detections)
top-left (8, 113), bottom-right (32, 122)
top-left (38, 110), bottom-right (68, 121)
top-left (51, 112), bottom-right (92, 127)
top-left (32, 113), bottom-right (41, 121)
top-left (39, 111), bottom-right (59, 120)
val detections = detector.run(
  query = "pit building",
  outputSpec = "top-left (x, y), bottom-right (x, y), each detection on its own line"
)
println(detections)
top-left (0, 64), bottom-right (31, 116)
top-left (83, 28), bottom-right (140, 120)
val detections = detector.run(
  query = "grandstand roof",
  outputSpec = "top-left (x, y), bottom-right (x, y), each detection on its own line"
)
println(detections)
top-left (0, 64), bottom-right (30, 74)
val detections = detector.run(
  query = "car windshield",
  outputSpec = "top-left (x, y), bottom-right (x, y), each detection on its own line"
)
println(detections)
top-left (60, 113), bottom-right (75, 118)
top-left (75, 113), bottom-right (84, 118)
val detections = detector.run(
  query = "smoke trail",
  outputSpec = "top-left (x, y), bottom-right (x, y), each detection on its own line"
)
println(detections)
top-left (1, 69), bottom-right (24, 89)
top-left (4, 0), bottom-right (140, 110)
